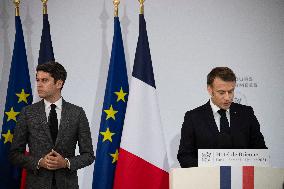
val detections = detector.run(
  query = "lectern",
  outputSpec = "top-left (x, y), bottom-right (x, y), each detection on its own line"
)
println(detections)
top-left (171, 149), bottom-right (284, 189)
top-left (170, 166), bottom-right (284, 189)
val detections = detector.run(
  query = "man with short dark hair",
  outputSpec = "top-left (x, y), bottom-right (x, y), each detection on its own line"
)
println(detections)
top-left (177, 67), bottom-right (267, 168)
top-left (9, 61), bottom-right (94, 189)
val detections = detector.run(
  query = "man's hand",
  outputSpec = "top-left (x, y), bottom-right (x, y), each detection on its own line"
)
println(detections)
top-left (39, 150), bottom-right (68, 170)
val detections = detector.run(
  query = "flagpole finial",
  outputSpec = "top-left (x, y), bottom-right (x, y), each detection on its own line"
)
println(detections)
top-left (113, 0), bottom-right (120, 17)
top-left (13, 0), bottom-right (20, 16)
top-left (41, 0), bottom-right (48, 15)
top-left (138, 0), bottom-right (145, 14)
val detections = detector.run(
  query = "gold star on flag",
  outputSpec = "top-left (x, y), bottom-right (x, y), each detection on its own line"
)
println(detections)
top-left (104, 105), bottom-right (118, 120)
top-left (114, 87), bottom-right (127, 102)
top-left (100, 128), bottom-right (115, 142)
top-left (5, 107), bottom-right (20, 122)
top-left (16, 89), bottom-right (30, 104)
top-left (2, 130), bottom-right (13, 144)
top-left (110, 149), bottom-right (119, 163)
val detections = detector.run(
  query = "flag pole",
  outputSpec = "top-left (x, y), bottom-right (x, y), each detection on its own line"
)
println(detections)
top-left (113, 0), bottom-right (120, 17)
top-left (41, 0), bottom-right (48, 15)
top-left (13, 0), bottom-right (20, 16)
top-left (138, 0), bottom-right (145, 15)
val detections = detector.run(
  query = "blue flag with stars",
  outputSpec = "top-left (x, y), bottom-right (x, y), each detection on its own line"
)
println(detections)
top-left (92, 17), bottom-right (128, 189)
top-left (0, 16), bottom-right (33, 189)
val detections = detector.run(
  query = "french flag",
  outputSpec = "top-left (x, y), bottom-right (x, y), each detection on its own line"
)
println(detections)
top-left (113, 14), bottom-right (169, 189)
top-left (222, 166), bottom-right (284, 189)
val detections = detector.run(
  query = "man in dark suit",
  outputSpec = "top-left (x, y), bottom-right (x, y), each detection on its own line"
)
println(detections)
top-left (9, 61), bottom-right (95, 189)
top-left (177, 67), bottom-right (267, 168)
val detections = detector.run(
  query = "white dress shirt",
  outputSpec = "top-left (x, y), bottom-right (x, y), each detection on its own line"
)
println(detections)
top-left (44, 97), bottom-right (62, 128)
top-left (210, 99), bottom-right (230, 132)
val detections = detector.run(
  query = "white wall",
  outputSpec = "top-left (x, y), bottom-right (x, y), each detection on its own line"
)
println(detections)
top-left (1, 0), bottom-right (284, 188)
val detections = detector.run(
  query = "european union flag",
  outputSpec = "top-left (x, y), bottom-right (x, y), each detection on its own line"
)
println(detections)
top-left (92, 17), bottom-right (128, 189)
top-left (38, 13), bottom-right (55, 64)
top-left (0, 15), bottom-right (33, 189)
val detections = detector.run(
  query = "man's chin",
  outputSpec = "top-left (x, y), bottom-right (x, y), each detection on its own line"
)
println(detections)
top-left (38, 94), bottom-right (45, 99)
top-left (222, 104), bottom-right (231, 110)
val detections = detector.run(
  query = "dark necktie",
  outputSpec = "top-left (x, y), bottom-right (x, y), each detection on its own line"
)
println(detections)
top-left (218, 109), bottom-right (230, 135)
top-left (49, 104), bottom-right (58, 144)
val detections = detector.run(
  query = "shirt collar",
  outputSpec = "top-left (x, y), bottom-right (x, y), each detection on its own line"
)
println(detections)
top-left (210, 99), bottom-right (230, 115)
top-left (44, 97), bottom-right (62, 110)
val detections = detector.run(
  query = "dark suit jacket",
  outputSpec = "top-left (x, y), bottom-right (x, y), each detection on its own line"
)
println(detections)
top-left (177, 101), bottom-right (267, 168)
top-left (9, 99), bottom-right (95, 189)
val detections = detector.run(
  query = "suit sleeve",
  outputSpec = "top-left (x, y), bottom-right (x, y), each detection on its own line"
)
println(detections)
top-left (9, 107), bottom-right (40, 171)
top-left (248, 107), bottom-right (267, 149)
top-left (68, 108), bottom-right (95, 171)
top-left (177, 111), bottom-right (198, 168)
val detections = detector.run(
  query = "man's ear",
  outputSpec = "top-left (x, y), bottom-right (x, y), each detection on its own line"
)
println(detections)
top-left (56, 80), bottom-right (63, 89)
top-left (207, 85), bottom-right (213, 96)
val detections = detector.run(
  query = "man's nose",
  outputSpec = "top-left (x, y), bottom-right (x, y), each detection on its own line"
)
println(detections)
top-left (224, 92), bottom-right (230, 100)
top-left (37, 81), bottom-right (42, 87)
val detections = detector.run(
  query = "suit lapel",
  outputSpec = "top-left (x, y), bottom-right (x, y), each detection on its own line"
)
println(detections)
top-left (55, 99), bottom-right (69, 146)
top-left (37, 100), bottom-right (54, 144)
top-left (204, 101), bottom-right (219, 135)
top-left (229, 103), bottom-right (239, 131)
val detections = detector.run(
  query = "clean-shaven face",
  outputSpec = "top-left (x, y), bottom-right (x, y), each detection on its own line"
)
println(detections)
top-left (36, 71), bottom-right (62, 102)
top-left (207, 77), bottom-right (236, 110)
